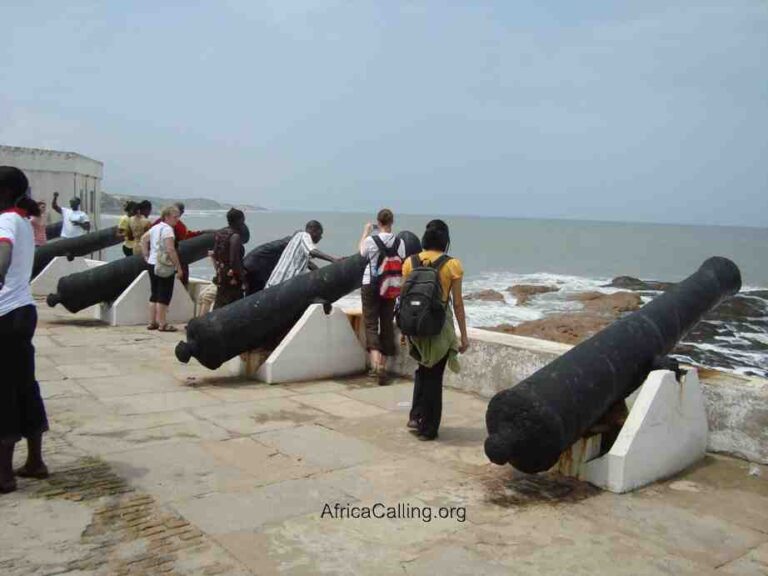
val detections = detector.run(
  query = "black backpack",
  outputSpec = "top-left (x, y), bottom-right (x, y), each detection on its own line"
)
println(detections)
top-left (396, 254), bottom-right (452, 337)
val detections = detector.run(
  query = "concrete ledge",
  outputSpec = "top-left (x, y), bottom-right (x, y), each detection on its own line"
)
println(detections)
top-left (698, 369), bottom-right (768, 464)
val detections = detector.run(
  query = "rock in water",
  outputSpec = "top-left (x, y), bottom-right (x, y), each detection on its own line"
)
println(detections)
top-left (507, 284), bottom-right (559, 305)
top-left (465, 289), bottom-right (506, 302)
top-left (569, 291), bottom-right (642, 314)
top-left (489, 291), bottom-right (643, 345)
top-left (603, 275), bottom-right (674, 291)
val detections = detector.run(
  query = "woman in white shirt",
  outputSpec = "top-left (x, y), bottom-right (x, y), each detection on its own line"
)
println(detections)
top-left (0, 166), bottom-right (50, 494)
top-left (140, 205), bottom-right (183, 332)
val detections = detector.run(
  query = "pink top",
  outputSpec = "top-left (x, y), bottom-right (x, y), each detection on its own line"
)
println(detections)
top-left (30, 215), bottom-right (47, 246)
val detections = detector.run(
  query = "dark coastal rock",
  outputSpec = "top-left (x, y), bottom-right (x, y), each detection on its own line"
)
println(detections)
top-left (705, 293), bottom-right (767, 321)
top-left (603, 275), bottom-right (674, 292)
top-left (465, 289), bottom-right (506, 302)
top-left (489, 291), bottom-right (642, 345)
top-left (490, 314), bottom-right (611, 345)
top-left (569, 291), bottom-right (643, 315)
top-left (507, 284), bottom-right (559, 305)
top-left (486, 281), bottom-right (767, 378)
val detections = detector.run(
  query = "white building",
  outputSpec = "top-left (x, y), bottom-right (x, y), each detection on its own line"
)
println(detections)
top-left (0, 145), bottom-right (103, 226)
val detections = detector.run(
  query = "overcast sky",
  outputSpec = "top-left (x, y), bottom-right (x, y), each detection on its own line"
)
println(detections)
top-left (1, 1), bottom-right (766, 226)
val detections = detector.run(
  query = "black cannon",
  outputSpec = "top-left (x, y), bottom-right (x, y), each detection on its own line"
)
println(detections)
top-left (243, 236), bottom-right (291, 295)
top-left (46, 232), bottom-right (215, 313)
top-left (484, 257), bottom-right (741, 474)
top-left (176, 254), bottom-right (366, 368)
top-left (33, 226), bottom-right (121, 278)
top-left (45, 221), bottom-right (63, 240)
top-left (176, 230), bottom-right (422, 369)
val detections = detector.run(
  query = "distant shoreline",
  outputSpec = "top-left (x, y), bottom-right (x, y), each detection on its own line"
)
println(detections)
top-left (102, 207), bottom-right (268, 216)
top-left (101, 191), bottom-right (266, 214)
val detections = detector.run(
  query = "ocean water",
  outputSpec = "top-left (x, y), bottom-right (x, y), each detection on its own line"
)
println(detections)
top-left (102, 210), bottom-right (768, 377)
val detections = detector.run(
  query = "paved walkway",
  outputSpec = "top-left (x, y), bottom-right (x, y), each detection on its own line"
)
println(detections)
top-left (1, 304), bottom-right (767, 575)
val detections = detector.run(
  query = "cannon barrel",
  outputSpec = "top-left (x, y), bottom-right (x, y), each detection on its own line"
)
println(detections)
top-left (243, 236), bottom-right (291, 295)
top-left (484, 256), bottom-right (741, 474)
top-left (176, 230), bottom-right (422, 369)
top-left (33, 226), bottom-right (121, 278)
top-left (46, 232), bottom-right (215, 313)
top-left (176, 254), bottom-right (366, 368)
top-left (45, 221), bottom-right (63, 240)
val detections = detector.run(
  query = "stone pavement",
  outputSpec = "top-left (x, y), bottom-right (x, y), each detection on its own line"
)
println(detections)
top-left (1, 303), bottom-right (767, 575)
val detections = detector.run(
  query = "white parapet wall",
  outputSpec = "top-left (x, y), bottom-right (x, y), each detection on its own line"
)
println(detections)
top-left (97, 270), bottom-right (195, 326)
top-left (31, 256), bottom-right (106, 297)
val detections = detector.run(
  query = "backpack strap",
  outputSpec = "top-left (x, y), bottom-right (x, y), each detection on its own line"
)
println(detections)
top-left (391, 237), bottom-right (401, 257)
top-left (431, 254), bottom-right (452, 272)
top-left (431, 254), bottom-right (453, 304)
top-left (372, 235), bottom-right (386, 253)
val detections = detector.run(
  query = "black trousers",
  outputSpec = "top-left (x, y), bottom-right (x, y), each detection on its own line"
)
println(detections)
top-left (0, 305), bottom-right (48, 444)
top-left (409, 354), bottom-right (448, 438)
top-left (361, 284), bottom-right (396, 356)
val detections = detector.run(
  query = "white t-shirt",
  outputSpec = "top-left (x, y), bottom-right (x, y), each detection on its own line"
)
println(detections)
top-left (60, 206), bottom-right (90, 238)
top-left (360, 232), bottom-right (406, 286)
top-left (0, 210), bottom-right (35, 316)
top-left (147, 222), bottom-right (175, 265)
top-left (265, 231), bottom-right (316, 289)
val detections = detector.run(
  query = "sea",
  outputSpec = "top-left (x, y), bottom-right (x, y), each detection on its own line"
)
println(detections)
top-left (102, 210), bottom-right (768, 378)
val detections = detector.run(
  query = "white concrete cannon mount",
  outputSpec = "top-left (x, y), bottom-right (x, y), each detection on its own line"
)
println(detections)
top-left (31, 256), bottom-right (106, 297)
top-left (227, 303), bottom-right (367, 384)
top-left (554, 368), bottom-right (709, 493)
top-left (96, 270), bottom-right (195, 327)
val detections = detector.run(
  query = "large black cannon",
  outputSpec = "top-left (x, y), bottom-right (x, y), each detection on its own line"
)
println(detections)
top-left (33, 226), bottom-right (121, 278)
top-left (45, 221), bottom-right (63, 240)
top-left (176, 230), bottom-right (422, 369)
top-left (46, 232), bottom-right (214, 313)
top-left (243, 236), bottom-right (291, 295)
top-left (484, 257), bottom-right (741, 474)
top-left (176, 254), bottom-right (366, 368)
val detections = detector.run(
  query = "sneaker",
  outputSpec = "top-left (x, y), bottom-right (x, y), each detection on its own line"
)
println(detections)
top-left (406, 419), bottom-right (419, 429)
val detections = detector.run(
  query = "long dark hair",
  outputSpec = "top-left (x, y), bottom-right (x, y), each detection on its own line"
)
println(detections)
top-left (0, 166), bottom-right (41, 217)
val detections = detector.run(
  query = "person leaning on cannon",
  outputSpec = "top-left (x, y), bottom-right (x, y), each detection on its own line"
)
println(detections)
top-left (264, 220), bottom-right (340, 289)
